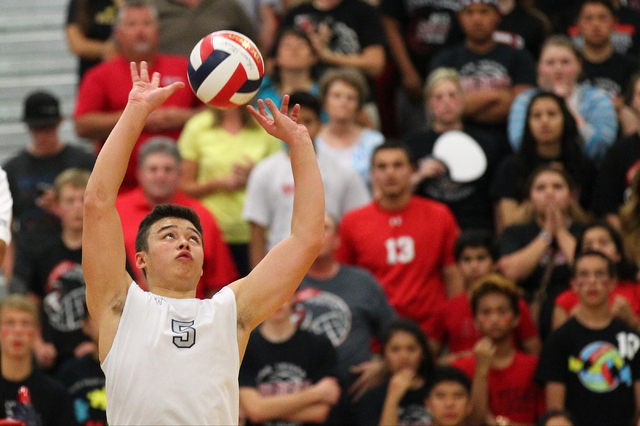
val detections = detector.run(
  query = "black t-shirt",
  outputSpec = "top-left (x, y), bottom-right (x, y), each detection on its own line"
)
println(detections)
top-left (490, 152), bottom-right (598, 211)
top-left (406, 125), bottom-right (511, 230)
top-left (0, 369), bottom-right (77, 426)
top-left (498, 221), bottom-right (584, 339)
top-left (535, 317), bottom-right (640, 426)
top-left (58, 354), bottom-right (106, 426)
top-left (239, 328), bottom-right (338, 426)
top-left (495, 4), bottom-right (547, 59)
top-left (592, 133), bottom-right (640, 216)
top-left (429, 43), bottom-right (536, 143)
top-left (355, 379), bottom-right (432, 426)
top-left (2, 145), bottom-right (95, 245)
top-left (581, 52), bottom-right (640, 98)
top-left (66, 0), bottom-right (117, 78)
top-left (282, 0), bottom-right (385, 56)
top-left (12, 235), bottom-right (89, 364)
top-left (378, 0), bottom-right (464, 77)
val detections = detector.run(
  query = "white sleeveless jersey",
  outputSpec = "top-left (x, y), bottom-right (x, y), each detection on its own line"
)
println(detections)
top-left (102, 283), bottom-right (239, 425)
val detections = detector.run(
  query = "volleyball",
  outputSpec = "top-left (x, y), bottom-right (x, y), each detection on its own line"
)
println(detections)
top-left (187, 31), bottom-right (264, 109)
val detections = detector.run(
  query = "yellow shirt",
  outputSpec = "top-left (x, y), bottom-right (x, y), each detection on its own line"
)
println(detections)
top-left (178, 110), bottom-right (282, 243)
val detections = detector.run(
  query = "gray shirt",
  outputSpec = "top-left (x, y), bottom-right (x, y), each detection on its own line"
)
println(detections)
top-left (297, 265), bottom-right (397, 386)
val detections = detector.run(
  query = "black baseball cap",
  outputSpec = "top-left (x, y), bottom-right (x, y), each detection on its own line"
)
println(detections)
top-left (23, 91), bottom-right (61, 128)
top-left (459, 0), bottom-right (501, 10)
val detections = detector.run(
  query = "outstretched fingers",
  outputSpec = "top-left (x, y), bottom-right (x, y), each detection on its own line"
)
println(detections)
top-left (289, 103), bottom-right (300, 123)
top-left (247, 104), bottom-right (270, 128)
top-left (139, 61), bottom-right (150, 82)
top-left (279, 95), bottom-right (290, 115)
top-left (130, 62), bottom-right (140, 83)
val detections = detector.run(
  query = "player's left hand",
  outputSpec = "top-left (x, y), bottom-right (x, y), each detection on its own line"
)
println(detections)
top-left (247, 96), bottom-right (309, 145)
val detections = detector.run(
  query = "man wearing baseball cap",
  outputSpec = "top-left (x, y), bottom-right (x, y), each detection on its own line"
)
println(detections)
top-left (3, 91), bottom-right (95, 283)
top-left (429, 0), bottom-right (536, 148)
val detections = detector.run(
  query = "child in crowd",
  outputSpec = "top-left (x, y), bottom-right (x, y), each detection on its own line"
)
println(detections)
top-left (425, 366), bottom-right (472, 426)
top-left (452, 274), bottom-right (544, 425)
top-left (431, 230), bottom-right (541, 362)
top-left (536, 251), bottom-right (640, 426)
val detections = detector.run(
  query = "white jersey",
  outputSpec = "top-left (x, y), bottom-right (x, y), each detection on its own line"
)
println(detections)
top-left (102, 283), bottom-right (239, 425)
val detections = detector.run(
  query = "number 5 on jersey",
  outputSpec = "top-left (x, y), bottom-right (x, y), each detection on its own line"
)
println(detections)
top-left (172, 319), bottom-right (196, 348)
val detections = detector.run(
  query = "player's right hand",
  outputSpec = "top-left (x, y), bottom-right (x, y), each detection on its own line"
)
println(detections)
top-left (128, 61), bottom-right (185, 115)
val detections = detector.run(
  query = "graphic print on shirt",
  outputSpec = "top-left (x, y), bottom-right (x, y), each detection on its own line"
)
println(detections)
top-left (569, 333), bottom-right (640, 392)
top-left (459, 60), bottom-right (512, 92)
top-left (296, 288), bottom-right (352, 347)
top-left (256, 362), bottom-right (313, 396)
top-left (398, 403), bottom-right (432, 426)
top-left (171, 319), bottom-right (196, 348)
top-left (293, 15), bottom-right (361, 54)
top-left (44, 261), bottom-right (86, 332)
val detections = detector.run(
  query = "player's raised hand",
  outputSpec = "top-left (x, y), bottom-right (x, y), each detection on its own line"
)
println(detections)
top-left (247, 96), bottom-right (309, 144)
top-left (128, 61), bottom-right (185, 114)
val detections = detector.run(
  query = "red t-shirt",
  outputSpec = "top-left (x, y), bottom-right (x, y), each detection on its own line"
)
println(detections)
top-left (555, 280), bottom-right (640, 317)
top-left (452, 351), bottom-right (544, 424)
top-left (74, 55), bottom-right (200, 192)
top-left (431, 294), bottom-right (538, 353)
top-left (336, 196), bottom-right (459, 336)
top-left (115, 187), bottom-right (238, 298)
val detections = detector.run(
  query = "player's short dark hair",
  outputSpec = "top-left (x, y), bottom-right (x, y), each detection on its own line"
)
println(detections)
top-left (381, 318), bottom-right (435, 381)
top-left (371, 140), bottom-right (413, 168)
top-left (427, 366), bottom-right (472, 396)
top-left (572, 250), bottom-right (617, 279)
top-left (470, 274), bottom-right (520, 317)
top-left (579, 0), bottom-right (615, 16)
top-left (289, 91), bottom-right (321, 118)
top-left (454, 229), bottom-right (497, 261)
top-left (135, 204), bottom-right (204, 254)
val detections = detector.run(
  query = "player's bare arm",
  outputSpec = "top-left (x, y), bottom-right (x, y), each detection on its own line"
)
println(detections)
top-left (229, 97), bottom-right (325, 355)
top-left (83, 62), bottom-right (184, 361)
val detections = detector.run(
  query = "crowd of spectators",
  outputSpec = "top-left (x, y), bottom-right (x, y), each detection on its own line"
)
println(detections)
top-left (5, 0), bottom-right (640, 424)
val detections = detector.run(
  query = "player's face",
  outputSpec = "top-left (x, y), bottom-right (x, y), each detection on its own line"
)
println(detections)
top-left (458, 3), bottom-right (501, 43)
top-left (528, 97), bottom-right (564, 146)
top-left (277, 33), bottom-right (317, 71)
top-left (582, 227), bottom-right (621, 263)
top-left (529, 171), bottom-right (571, 216)
top-left (371, 149), bottom-right (413, 199)
top-left (537, 46), bottom-right (582, 89)
top-left (475, 293), bottom-right (518, 342)
top-left (426, 381), bottom-right (471, 426)
top-left (138, 153), bottom-right (181, 204)
top-left (116, 6), bottom-right (158, 56)
top-left (578, 3), bottom-right (615, 48)
top-left (0, 309), bottom-right (37, 359)
top-left (137, 217), bottom-right (204, 290)
top-left (324, 80), bottom-right (360, 122)
top-left (295, 107), bottom-right (322, 141)
top-left (55, 184), bottom-right (85, 233)
top-left (384, 330), bottom-right (423, 374)
top-left (428, 79), bottom-right (464, 126)
top-left (571, 255), bottom-right (614, 308)
top-left (458, 247), bottom-right (494, 285)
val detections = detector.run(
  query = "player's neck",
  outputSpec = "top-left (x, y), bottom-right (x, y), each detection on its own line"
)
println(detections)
top-left (575, 303), bottom-right (613, 329)
top-left (28, 134), bottom-right (64, 157)
top-left (61, 227), bottom-right (83, 250)
top-left (582, 42), bottom-right (614, 64)
top-left (260, 318), bottom-right (297, 343)
top-left (490, 337), bottom-right (516, 368)
top-left (432, 120), bottom-right (463, 134)
top-left (378, 192), bottom-right (411, 211)
top-left (1, 353), bottom-right (33, 382)
top-left (307, 257), bottom-right (340, 280)
top-left (279, 69), bottom-right (314, 94)
top-left (465, 37), bottom-right (496, 55)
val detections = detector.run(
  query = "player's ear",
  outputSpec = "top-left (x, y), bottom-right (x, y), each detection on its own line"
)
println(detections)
top-left (135, 252), bottom-right (147, 271)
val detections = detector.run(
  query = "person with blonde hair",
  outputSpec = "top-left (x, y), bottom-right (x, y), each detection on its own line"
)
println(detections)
top-left (11, 168), bottom-right (96, 374)
top-left (405, 67), bottom-right (510, 230)
top-left (0, 294), bottom-right (75, 424)
top-left (316, 67), bottom-right (384, 189)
